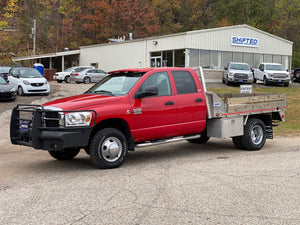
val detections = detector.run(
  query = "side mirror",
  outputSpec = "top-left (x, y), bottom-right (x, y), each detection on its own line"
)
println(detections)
top-left (224, 67), bottom-right (228, 70)
top-left (135, 86), bottom-right (158, 99)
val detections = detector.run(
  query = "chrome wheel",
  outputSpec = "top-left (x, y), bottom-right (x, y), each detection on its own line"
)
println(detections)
top-left (250, 125), bottom-right (263, 145)
top-left (100, 137), bottom-right (122, 162)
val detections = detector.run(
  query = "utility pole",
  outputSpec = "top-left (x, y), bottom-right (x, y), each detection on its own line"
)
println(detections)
top-left (32, 19), bottom-right (36, 56)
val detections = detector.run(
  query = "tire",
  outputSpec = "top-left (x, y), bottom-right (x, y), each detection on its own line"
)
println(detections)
top-left (76, 81), bottom-right (81, 84)
top-left (57, 80), bottom-right (63, 83)
top-left (187, 129), bottom-right (210, 144)
top-left (18, 86), bottom-right (24, 96)
top-left (253, 78), bottom-right (256, 83)
top-left (48, 148), bottom-right (80, 160)
top-left (90, 128), bottom-right (128, 169)
top-left (83, 76), bottom-right (91, 84)
top-left (240, 118), bottom-right (266, 151)
top-left (64, 75), bottom-right (70, 83)
top-left (263, 77), bottom-right (268, 86)
top-left (232, 136), bottom-right (244, 149)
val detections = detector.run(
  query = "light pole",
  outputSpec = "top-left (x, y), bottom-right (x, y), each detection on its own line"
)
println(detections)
top-left (32, 19), bottom-right (36, 56)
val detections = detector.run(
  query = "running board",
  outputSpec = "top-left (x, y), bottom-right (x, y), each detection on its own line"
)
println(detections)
top-left (135, 134), bottom-right (201, 148)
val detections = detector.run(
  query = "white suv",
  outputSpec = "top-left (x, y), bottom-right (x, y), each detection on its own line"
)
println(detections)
top-left (53, 66), bottom-right (94, 83)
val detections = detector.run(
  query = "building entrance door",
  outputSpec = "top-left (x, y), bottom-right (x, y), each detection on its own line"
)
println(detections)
top-left (150, 57), bottom-right (162, 67)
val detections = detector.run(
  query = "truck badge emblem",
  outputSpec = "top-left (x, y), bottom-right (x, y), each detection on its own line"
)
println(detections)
top-left (133, 108), bottom-right (142, 114)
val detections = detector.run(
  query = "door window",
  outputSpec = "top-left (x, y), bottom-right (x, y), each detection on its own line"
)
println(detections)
top-left (172, 71), bottom-right (197, 94)
top-left (138, 72), bottom-right (171, 97)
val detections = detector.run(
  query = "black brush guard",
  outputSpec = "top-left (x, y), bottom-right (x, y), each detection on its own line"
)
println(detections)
top-left (10, 104), bottom-right (96, 151)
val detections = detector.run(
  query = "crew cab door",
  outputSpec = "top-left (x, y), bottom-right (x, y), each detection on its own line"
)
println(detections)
top-left (171, 70), bottom-right (207, 135)
top-left (129, 71), bottom-right (177, 142)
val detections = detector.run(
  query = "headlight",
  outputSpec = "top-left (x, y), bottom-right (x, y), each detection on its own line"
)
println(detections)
top-left (10, 87), bottom-right (16, 92)
top-left (267, 73), bottom-right (273, 78)
top-left (44, 80), bottom-right (48, 84)
top-left (23, 80), bottom-right (30, 85)
top-left (59, 111), bottom-right (92, 127)
top-left (228, 73), bottom-right (234, 77)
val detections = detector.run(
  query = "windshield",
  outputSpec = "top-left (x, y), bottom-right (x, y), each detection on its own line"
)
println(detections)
top-left (266, 64), bottom-right (285, 71)
top-left (85, 72), bottom-right (144, 96)
top-left (230, 63), bottom-right (250, 70)
top-left (0, 76), bottom-right (7, 84)
top-left (0, 67), bottom-right (10, 73)
top-left (64, 67), bottom-right (75, 72)
top-left (19, 69), bottom-right (42, 78)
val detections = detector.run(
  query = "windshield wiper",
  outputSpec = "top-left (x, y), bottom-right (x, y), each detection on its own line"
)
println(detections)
top-left (93, 90), bottom-right (115, 96)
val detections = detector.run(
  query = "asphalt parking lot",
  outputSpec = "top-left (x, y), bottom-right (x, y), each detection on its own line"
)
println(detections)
top-left (0, 81), bottom-right (300, 224)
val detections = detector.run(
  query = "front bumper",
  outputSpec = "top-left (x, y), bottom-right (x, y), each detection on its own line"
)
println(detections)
top-left (10, 105), bottom-right (95, 151)
top-left (266, 78), bottom-right (290, 84)
top-left (0, 91), bottom-right (17, 101)
top-left (23, 84), bottom-right (50, 94)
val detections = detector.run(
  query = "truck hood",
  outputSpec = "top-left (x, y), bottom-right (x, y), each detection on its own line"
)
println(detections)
top-left (43, 94), bottom-right (121, 111)
top-left (264, 70), bottom-right (288, 74)
top-left (229, 69), bottom-right (252, 74)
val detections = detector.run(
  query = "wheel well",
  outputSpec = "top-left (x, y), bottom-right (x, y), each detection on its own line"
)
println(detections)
top-left (248, 114), bottom-right (272, 126)
top-left (89, 118), bottom-right (134, 151)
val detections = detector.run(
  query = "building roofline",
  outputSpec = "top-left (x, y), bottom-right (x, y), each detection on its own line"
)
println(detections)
top-left (12, 50), bottom-right (80, 62)
top-left (80, 24), bottom-right (293, 50)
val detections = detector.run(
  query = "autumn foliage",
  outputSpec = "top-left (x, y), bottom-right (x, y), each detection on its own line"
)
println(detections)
top-left (0, 0), bottom-right (299, 67)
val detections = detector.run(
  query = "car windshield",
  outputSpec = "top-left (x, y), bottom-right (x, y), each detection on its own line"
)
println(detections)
top-left (19, 69), bottom-right (42, 78)
top-left (64, 67), bottom-right (75, 72)
top-left (85, 72), bottom-right (145, 96)
top-left (266, 64), bottom-right (285, 71)
top-left (0, 67), bottom-right (10, 73)
top-left (230, 63), bottom-right (250, 70)
top-left (0, 76), bottom-right (7, 84)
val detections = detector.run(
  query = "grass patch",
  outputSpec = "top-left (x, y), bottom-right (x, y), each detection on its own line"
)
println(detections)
top-left (207, 86), bottom-right (300, 136)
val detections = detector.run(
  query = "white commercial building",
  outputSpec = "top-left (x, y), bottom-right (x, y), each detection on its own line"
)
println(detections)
top-left (80, 24), bottom-right (292, 71)
top-left (13, 24), bottom-right (293, 82)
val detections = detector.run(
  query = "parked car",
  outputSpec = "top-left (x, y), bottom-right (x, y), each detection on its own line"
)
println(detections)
top-left (8, 67), bottom-right (50, 96)
top-left (71, 68), bottom-right (107, 84)
top-left (223, 62), bottom-right (253, 85)
top-left (253, 63), bottom-right (290, 86)
top-left (0, 66), bottom-right (11, 81)
top-left (53, 66), bottom-right (94, 83)
top-left (0, 76), bottom-right (17, 101)
top-left (292, 67), bottom-right (300, 82)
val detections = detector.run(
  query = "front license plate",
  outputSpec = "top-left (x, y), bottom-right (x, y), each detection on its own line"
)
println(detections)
top-left (20, 121), bottom-right (29, 131)
top-left (239, 79), bottom-right (243, 82)
top-left (278, 80), bottom-right (282, 82)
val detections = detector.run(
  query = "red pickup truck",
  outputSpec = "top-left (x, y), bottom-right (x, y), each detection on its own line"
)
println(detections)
top-left (10, 67), bottom-right (286, 169)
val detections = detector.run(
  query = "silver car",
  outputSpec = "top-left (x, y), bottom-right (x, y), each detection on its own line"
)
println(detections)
top-left (70, 68), bottom-right (107, 84)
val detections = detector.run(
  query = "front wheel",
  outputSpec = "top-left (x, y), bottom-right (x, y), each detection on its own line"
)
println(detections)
top-left (64, 75), bottom-right (70, 83)
top-left (90, 128), bottom-right (128, 169)
top-left (48, 148), bottom-right (80, 160)
top-left (240, 118), bottom-right (266, 151)
top-left (18, 86), bottom-right (24, 96)
top-left (263, 77), bottom-right (268, 86)
top-left (83, 76), bottom-right (91, 84)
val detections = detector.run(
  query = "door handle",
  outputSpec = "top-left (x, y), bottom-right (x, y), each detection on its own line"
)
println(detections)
top-left (195, 98), bottom-right (203, 102)
top-left (165, 101), bottom-right (175, 105)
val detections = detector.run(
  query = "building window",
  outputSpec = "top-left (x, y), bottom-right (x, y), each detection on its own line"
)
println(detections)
top-left (233, 52), bottom-right (243, 62)
top-left (254, 54), bottom-right (263, 67)
top-left (200, 50), bottom-right (210, 69)
top-left (273, 55), bottom-right (282, 64)
top-left (282, 56), bottom-right (289, 70)
top-left (211, 51), bottom-right (222, 69)
top-left (174, 49), bottom-right (185, 67)
top-left (264, 54), bottom-right (272, 62)
top-left (223, 52), bottom-right (233, 68)
top-left (189, 49), bottom-right (199, 67)
top-left (244, 53), bottom-right (254, 68)
top-left (162, 51), bottom-right (173, 67)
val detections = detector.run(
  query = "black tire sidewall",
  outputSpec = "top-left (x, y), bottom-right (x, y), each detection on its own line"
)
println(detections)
top-left (90, 128), bottom-right (128, 169)
top-left (84, 77), bottom-right (91, 84)
top-left (48, 148), bottom-right (80, 160)
top-left (241, 118), bottom-right (266, 150)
